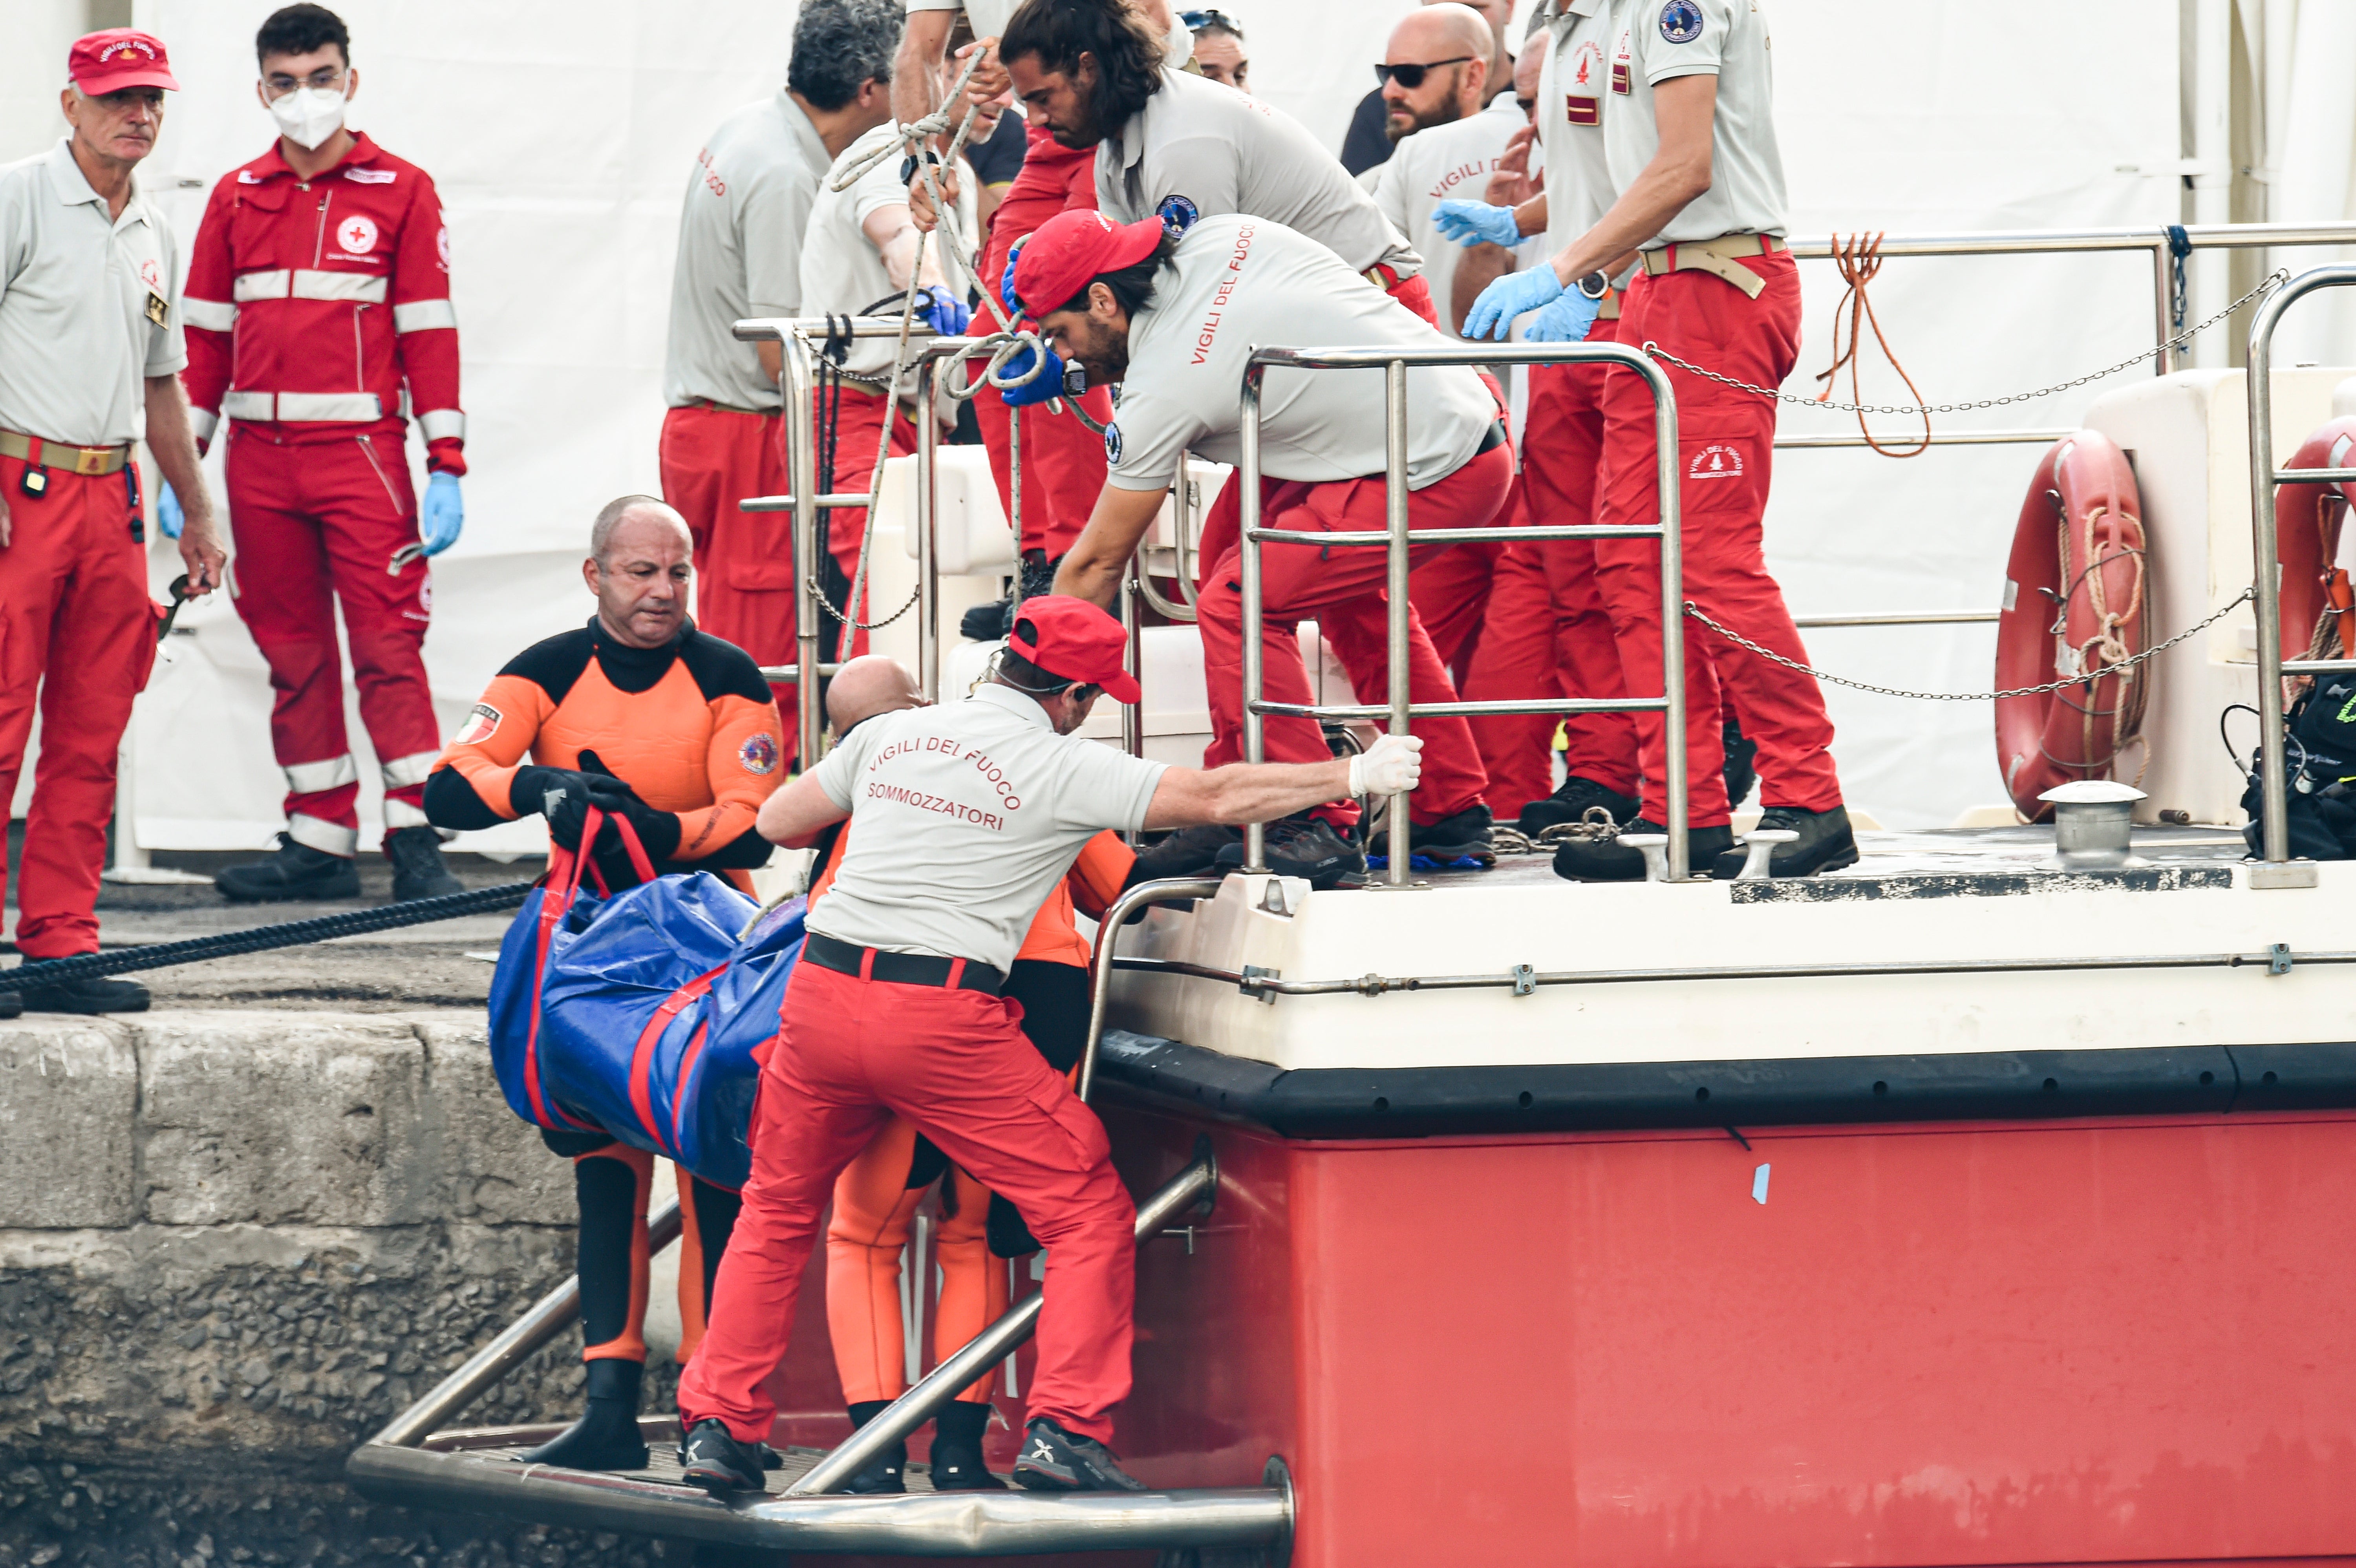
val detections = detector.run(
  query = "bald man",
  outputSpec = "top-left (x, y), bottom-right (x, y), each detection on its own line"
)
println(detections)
top-left (775, 652), bottom-right (1140, 1493)
top-left (1342, 0), bottom-right (1514, 175)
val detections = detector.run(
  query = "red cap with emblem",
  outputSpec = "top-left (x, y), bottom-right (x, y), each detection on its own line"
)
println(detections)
top-left (1011, 209), bottom-right (1165, 320)
top-left (69, 29), bottom-right (180, 95)
top-left (1007, 594), bottom-right (1140, 705)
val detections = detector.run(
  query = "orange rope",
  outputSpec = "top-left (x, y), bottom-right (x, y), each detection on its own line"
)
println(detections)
top-left (1811, 232), bottom-right (1932, 458)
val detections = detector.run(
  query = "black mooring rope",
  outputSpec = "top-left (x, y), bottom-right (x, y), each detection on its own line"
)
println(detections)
top-left (0, 880), bottom-right (537, 995)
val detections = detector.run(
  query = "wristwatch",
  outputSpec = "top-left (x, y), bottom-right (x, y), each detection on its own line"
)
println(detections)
top-left (1574, 271), bottom-right (1609, 300)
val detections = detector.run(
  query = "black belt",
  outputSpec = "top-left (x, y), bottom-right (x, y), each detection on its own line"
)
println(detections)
top-left (1475, 418), bottom-right (1508, 457)
top-left (805, 931), bottom-right (1004, 995)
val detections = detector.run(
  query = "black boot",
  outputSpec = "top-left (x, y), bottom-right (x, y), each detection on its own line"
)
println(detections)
top-left (1722, 719), bottom-right (1759, 810)
top-left (960, 551), bottom-right (1063, 641)
top-left (1214, 813), bottom-right (1364, 888)
top-left (839, 1400), bottom-right (908, 1494)
top-left (929, 1399), bottom-right (1004, 1490)
top-left (519, 1358), bottom-right (648, 1471)
top-left (1394, 802), bottom-right (1495, 867)
top-left (1133, 822), bottom-right (1242, 879)
top-left (384, 825), bottom-right (465, 902)
top-left (1549, 819), bottom-right (1736, 882)
top-left (214, 832), bottom-right (361, 902)
top-left (14, 972), bottom-right (148, 1016)
top-left (1518, 775), bottom-right (1640, 835)
top-left (1710, 804), bottom-right (1859, 880)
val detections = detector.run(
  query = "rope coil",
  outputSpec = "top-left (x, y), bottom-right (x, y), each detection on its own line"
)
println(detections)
top-left (1811, 232), bottom-right (1930, 457)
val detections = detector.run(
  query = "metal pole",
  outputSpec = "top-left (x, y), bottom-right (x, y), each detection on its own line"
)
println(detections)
top-left (369, 1204), bottom-right (683, 1447)
top-left (787, 1154), bottom-right (1215, 1496)
top-left (916, 360), bottom-right (941, 703)
top-left (1077, 876), bottom-right (1227, 1103)
top-left (1383, 357), bottom-right (1412, 888)
top-left (1008, 382), bottom-right (1023, 561)
top-left (1643, 353), bottom-right (1688, 879)
top-left (784, 331), bottom-right (824, 768)
top-left (2153, 238), bottom-right (2179, 377)
top-left (1121, 553), bottom-right (1144, 760)
top-left (1239, 366), bottom-right (1268, 874)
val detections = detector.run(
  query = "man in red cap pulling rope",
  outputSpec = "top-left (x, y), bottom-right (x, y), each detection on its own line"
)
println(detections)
top-left (1026, 208), bottom-right (1514, 885)
top-left (675, 593), bottom-right (1422, 1495)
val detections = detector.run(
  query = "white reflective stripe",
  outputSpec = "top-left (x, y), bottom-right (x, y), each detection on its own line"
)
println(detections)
top-left (393, 298), bottom-right (457, 333)
top-left (417, 408), bottom-right (465, 443)
top-left (187, 408), bottom-right (218, 447)
top-left (287, 814), bottom-right (359, 857)
top-left (221, 391), bottom-right (274, 420)
top-left (380, 750), bottom-right (441, 788)
top-left (276, 392), bottom-right (383, 422)
top-left (181, 296), bottom-right (237, 332)
top-left (381, 798), bottom-right (435, 830)
top-left (291, 269), bottom-right (388, 304)
top-left (232, 269), bottom-right (291, 302)
top-left (285, 753), bottom-right (361, 793)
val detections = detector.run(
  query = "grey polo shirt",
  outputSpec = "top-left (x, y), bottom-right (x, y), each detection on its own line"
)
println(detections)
top-left (1601, 0), bottom-right (1787, 243)
top-left (663, 93), bottom-right (831, 412)
top-left (0, 139), bottom-right (184, 448)
top-left (1097, 69), bottom-right (1420, 279)
top-left (807, 683), bottom-right (1169, 970)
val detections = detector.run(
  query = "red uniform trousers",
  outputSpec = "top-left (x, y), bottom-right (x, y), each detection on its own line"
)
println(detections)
top-left (0, 459), bottom-right (155, 958)
top-left (1593, 252), bottom-right (1840, 827)
top-left (1474, 343), bottom-right (1645, 804)
top-left (659, 402), bottom-right (800, 713)
top-left (677, 960), bottom-right (1137, 1446)
top-left (1194, 442), bottom-right (1513, 824)
top-left (225, 424), bottom-right (440, 854)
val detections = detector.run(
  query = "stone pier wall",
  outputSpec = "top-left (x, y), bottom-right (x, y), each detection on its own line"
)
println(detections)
top-left (0, 1012), bottom-right (687, 1568)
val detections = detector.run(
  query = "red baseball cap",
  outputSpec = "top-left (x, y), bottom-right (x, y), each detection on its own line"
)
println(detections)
top-left (70, 30), bottom-right (180, 95)
top-left (1012, 210), bottom-right (1165, 320)
top-left (1009, 595), bottom-right (1140, 704)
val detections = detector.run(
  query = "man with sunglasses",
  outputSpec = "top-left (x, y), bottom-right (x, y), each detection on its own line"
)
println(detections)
top-left (1460, 0), bottom-right (1851, 882)
top-left (675, 594), bottom-right (1422, 1494)
top-left (1370, 5), bottom-right (1516, 340)
top-left (1341, 0), bottom-right (1517, 177)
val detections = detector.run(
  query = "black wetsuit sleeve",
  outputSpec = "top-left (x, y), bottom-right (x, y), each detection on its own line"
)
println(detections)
top-left (424, 766), bottom-right (507, 832)
top-left (671, 824), bottom-right (776, 872)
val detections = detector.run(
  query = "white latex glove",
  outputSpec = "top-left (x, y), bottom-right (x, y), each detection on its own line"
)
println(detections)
top-left (1348, 733), bottom-right (1424, 796)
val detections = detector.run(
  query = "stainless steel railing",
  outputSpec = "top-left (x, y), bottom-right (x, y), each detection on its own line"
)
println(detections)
top-left (1239, 341), bottom-right (1688, 883)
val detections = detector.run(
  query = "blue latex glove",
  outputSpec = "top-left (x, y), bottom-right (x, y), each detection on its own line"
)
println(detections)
top-left (155, 481), bottom-right (185, 539)
top-left (1432, 199), bottom-right (1524, 249)
top-left (1462, 265), bottom-right (1567, 342)
top-left (1000, 243), bottom-right (1026, 318)
top-left (916, 286), bottom-right (971, 338)
top-left (421, 471), bottom-right (463, 556)
top-left (1524, 289), bottom-right (1602, 343)
top-left (998, 341), bottom-right (1067, 408)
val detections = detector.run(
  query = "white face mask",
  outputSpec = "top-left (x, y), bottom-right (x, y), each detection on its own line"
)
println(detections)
top-left (269, 84), bottom-right (347, 150)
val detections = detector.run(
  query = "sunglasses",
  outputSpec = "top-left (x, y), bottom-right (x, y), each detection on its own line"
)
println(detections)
top-left (1182, 8), bottom-right (1243, 35)
top-left (1374, 56), bottom-right (1473, 89)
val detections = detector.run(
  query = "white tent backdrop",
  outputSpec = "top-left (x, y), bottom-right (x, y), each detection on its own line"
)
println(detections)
top-left (9, 2), bottom-right (2342, 843)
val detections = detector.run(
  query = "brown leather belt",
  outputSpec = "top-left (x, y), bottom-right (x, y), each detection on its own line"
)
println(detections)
top-left (1638, 233), bottom-right (1787, 300)
top-left (0, 429), bottom-right (130, 476)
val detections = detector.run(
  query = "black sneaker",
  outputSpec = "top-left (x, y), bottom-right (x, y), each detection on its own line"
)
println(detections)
top-left (14, 972), bottom-right (149, 1016)
top-left (519, 1360), bottom-right (647, 1471)
top-left (1518, 776), bottom-right (1641, 835)
top-left (1710, 804), bottom-right (1858, 880)
top-left (960, 592), bottom-right (1013, 642)
top-left (962, 551), bottom-right (1063, 641)
top-left (1722, 719), bottom-right (1759, 810)
top-left (679, 1417), bottom-right (768, 1495)
top-left (928, 1400), bottom-right (1004, 1491)
top-left (1401, 802), bottom-right (1494, 866)
top-left (1010, 1417), bottom-right (1146, 1493)
top-left (1550, 819), bottom-right (1736, 882)
top-left (1134, 822), bottom-right (1242, 879)
top-left (215, 833), bottom-right (361, 902)
top-left (838, 1400), bottom-right (907, 1494)
top-left (384, 825), bottom-right (465, 902)
top-left (1214, 814), bottom-right (1364, 888)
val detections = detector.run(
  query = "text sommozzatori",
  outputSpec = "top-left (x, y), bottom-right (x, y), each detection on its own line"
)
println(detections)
top-left (865, 733), bottom-right (1026, 830)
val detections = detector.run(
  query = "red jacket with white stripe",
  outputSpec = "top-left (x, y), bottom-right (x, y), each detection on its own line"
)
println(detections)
top-left (181, 133), bottom-right (465, 475)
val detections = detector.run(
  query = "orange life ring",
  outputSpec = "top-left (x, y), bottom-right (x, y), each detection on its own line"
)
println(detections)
top-left (1994, 430), bottom-right (2149, 821)
top-left (2273, 417), bottom-right (2356, 664)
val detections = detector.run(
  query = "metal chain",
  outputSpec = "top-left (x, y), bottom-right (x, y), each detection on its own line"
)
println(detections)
top-left (1646, 269), bottom-right (2287, 416)
top-left (1682, 586), bottom-right (2254, 701)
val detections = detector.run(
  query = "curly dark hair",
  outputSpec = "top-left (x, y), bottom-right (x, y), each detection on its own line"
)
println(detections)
top-left (999, 0), bottom-right (1167, 141)
top-left (788, 0), bottom-right (899, 112)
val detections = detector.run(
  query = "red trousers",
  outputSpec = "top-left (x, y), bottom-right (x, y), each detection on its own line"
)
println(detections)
top-left (677, 961), bottom-right (1136, 1445)
top-left (1594, 252), bottom-right (1840, 826)
top-left (225, 425), bottom-right (439, 855)
top-left (0, 459), bottom-right (155, 958)
top-left (1195, 443), bottom-right (1513, 824)
top-left (661, 403), bottom-right (798, 707)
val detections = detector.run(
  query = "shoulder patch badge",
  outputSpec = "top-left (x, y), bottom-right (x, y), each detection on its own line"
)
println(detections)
top-left (1659, 0), bottom-right (1705, 43)
top-left (739, 732), bottom-right (780, 776)
top-left (1104, 422), bottom-right (1123, 466)
top-left (454, 702), bottom-right (501, 745)
top-left (1157, 193), bottom-right (1199, 239)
